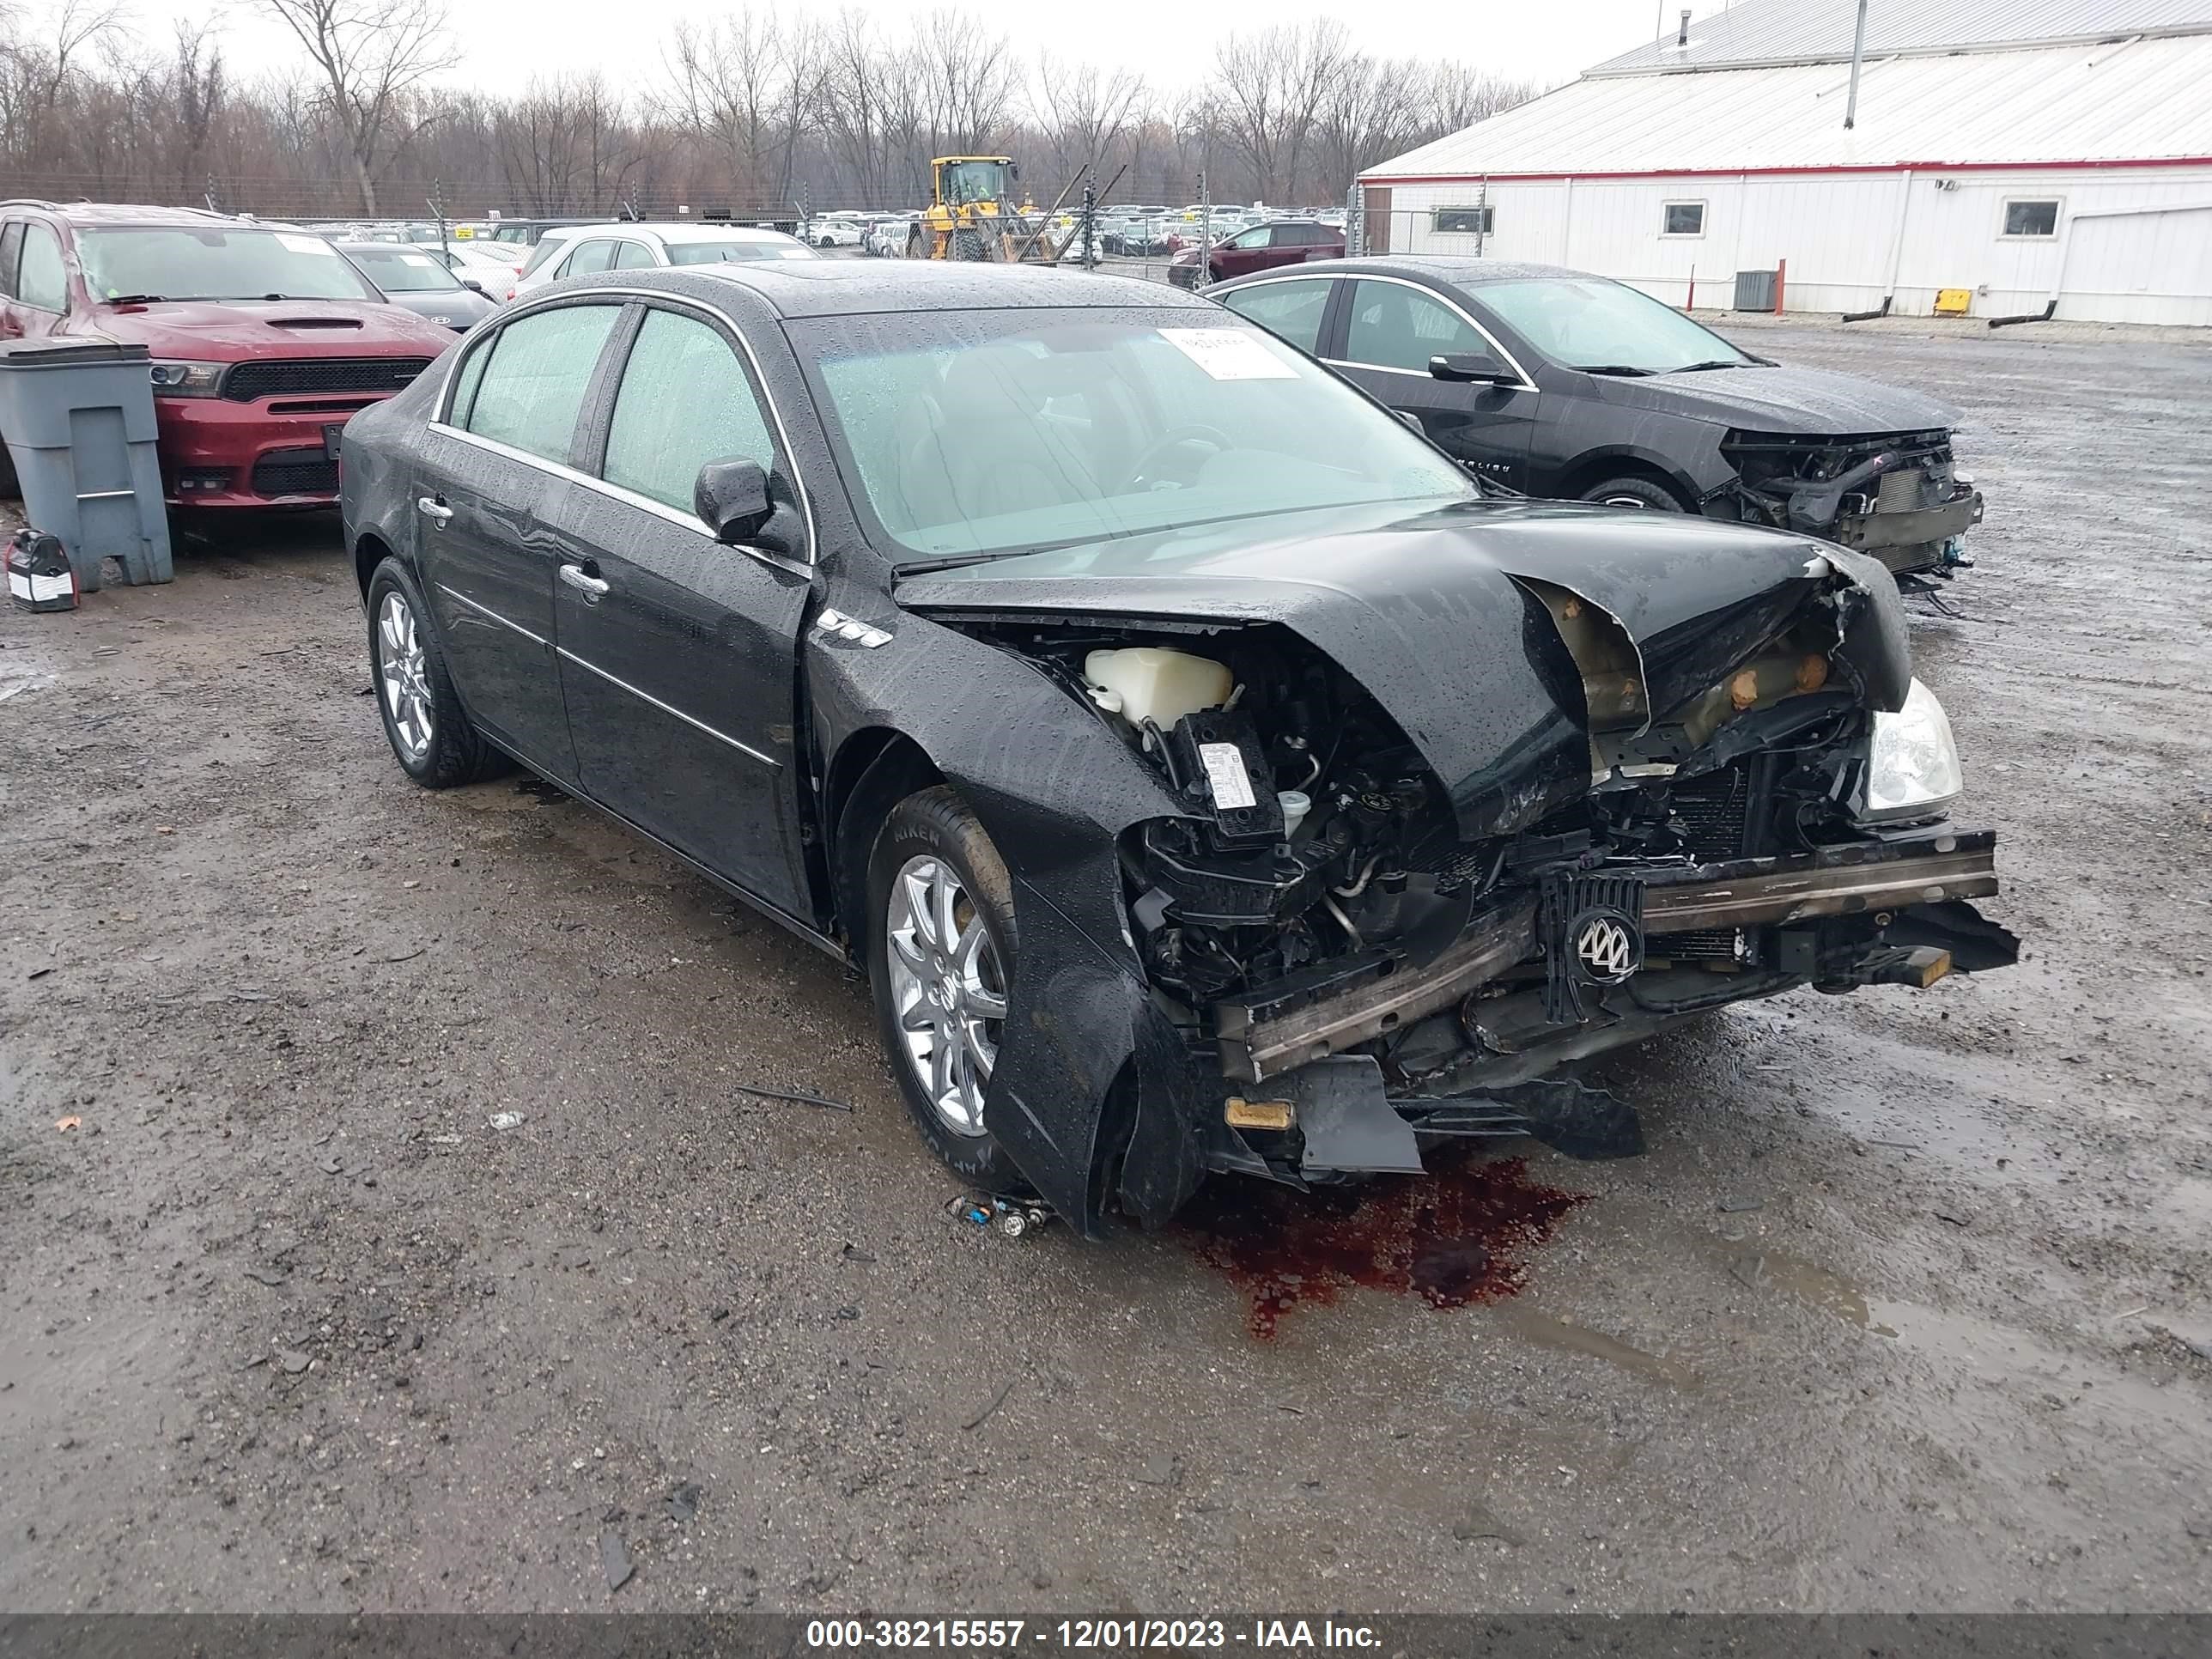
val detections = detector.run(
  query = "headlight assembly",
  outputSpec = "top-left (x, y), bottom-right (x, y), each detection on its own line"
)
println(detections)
top-left (149, 361), bottom-right (226, 398)
top-left (1860, 677), bottom-right (1963, 823)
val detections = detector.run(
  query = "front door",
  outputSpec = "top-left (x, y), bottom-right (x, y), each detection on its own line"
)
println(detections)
top-left (1329, 277), bottom-right (1540, 491)
top-left (0, 222), bottom-right (71, 343)
top-left (415, 298), bottom-right (626, 775)
top-left (551, 301), bottom-right (813, 917)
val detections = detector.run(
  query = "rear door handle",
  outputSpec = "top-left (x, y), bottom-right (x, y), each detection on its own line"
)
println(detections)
top-left (416, 495), bottom-right (453, 525)
top-left (558, 562), bottom-right (609, 598)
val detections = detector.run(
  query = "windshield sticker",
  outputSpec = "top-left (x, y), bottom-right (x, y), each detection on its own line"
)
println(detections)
top-left (1158, 327), bottom-right (1297, 381)
top-left (1198, 742), bottom-right (1258, 811)
top-left (276, 234), bottom-right (336, 256)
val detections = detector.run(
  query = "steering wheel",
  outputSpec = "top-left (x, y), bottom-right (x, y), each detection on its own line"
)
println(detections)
top-left (1126, 424), bottom-right (1232, 491)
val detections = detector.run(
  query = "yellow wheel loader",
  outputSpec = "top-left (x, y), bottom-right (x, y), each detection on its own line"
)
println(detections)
top-left (907, 156), bottom-right (1073, 262)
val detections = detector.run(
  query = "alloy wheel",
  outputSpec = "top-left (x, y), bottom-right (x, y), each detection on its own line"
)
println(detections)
top-left (884, 854), bottom-right (1006, 1137)
top-left (376, 590), bottom-right (434, 762)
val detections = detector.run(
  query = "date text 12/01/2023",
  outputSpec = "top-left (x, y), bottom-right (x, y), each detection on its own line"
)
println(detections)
top-left (805, 1620), bottom-right (1383, 1650)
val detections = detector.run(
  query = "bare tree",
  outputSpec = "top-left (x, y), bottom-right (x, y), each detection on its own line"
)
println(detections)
top-left (251, 0), bottom-right (451, 213)
top-left (1030, 54), bottom-right (1146, 186)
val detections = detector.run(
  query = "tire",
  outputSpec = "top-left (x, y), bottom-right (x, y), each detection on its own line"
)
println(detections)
top-left (365, 556), bottom-right (498, 789)
top-left (906, 225), bottom-right (924, 258)
top-left (951, 228), bottom-right (988, 263)
top-left (1579, 475), bottom-right (1687, 512)
top-left (866, 786), bottom-right (1025, 1189)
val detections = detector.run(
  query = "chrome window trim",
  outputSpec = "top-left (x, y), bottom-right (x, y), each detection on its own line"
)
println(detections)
top-left (554, 646), bottom-right (781, 770)
top-left (435, 581), bottom-right (547, 646)
top-left (1224, 270), bottom-right (1537, 392)
top-left (427, 286), bottom-right (818, 562)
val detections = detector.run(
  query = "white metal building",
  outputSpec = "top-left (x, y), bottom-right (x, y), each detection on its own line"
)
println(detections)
top-left (1358, 0), bottom-right (2212, 325)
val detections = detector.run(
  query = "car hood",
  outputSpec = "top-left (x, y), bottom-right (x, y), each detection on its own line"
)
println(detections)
top-left (1597, 364), bottom-right (1956, 436)
top-left (897, 499), bottom-right (1910, 840)
top-left (69, 299), bottom-right (457, 358)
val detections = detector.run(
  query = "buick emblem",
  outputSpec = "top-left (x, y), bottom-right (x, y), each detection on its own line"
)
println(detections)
top-left (1573, 912), bottom-right (1640, 984)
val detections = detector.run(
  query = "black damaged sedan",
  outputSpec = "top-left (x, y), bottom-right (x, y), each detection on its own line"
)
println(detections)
top-left (339, 261), bottom-right (2016, 1235)
top-left (1211, 258), bottom-right (1984, 584)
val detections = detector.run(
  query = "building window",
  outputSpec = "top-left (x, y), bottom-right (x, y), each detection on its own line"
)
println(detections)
top-left (2002, 199), bottom-right (2060, 238)
top-left (1662, 201), bottom-right (1705, 237)
top-left (1433, 206), bottom-right (1493, 235)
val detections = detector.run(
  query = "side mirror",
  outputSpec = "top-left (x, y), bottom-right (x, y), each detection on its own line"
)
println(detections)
top-left (461, 278), bottom-right (489, 295)
top-left (1395, 409), bottom-right (1426, 436)
top-left (696, 459), bottom-right (773, 544)
top-left (1431, 351), bottom-right (1513, 384)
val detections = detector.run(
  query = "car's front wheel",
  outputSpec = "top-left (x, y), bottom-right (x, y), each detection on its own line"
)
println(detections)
top-left (867, 786), bottom-right (1025, 1188)
top-left (1579, 475), bottom-right (1687, 512)
top-left (365, 556), bottom-right (497, 788)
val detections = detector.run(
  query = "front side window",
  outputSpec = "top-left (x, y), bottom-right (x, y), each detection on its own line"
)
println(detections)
top-left (17, 224), bottom-right (70, 311)
top-left (794, 307), bottom-right (1473, 562)
top-left (1345, 280), bottom-right (1485, 373)
top-left (1662, 201), bottom-right (1705, 237)
top-left (2003, 199), bottom-right (2059, 238)
top-left (612, 241), bottom-right (657, 270)
top-left (73, 227), bottom-right (375, 303)
top-left (1476, 276), bottom-right (1752, 374)
top-left (1218, 279), bottom-right (1332, 355)
top-left (1433, 206), bottom-right (1493, 235)
top-left (601, 307), bottom-right (775, 514)
top-left (1229, 226), bottom-right (1271, 249)
top-left (459, 303), bottom-right (621, 465)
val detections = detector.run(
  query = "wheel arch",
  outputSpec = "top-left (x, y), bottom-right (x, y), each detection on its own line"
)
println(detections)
top-left (823, 726), bottom-right (944, 949)
top-left (1555, 447), bottom-right (1705, 510)
top-left (354, 529), bottom-right (401, 601)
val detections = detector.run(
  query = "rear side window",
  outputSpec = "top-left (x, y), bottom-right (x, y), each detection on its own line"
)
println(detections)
top-left (460, 303), bottom-right (622, 465)
top-left (0, 224), bottom-right (21, 298)
top-left (1218, 279), bottom-right (1332, 356)
top-left (612, 241), bottom-right (656, 270)
top-left (515, 236), bottom-right (571, 280)
top-left (17, 224), bottom-right (68, 312)
top-left (563, 240), bottom-right (617, 276)
top-left (601, 307), bottom-right (775, 513)
top-left (1345, 280), bottom-right (1485, 374)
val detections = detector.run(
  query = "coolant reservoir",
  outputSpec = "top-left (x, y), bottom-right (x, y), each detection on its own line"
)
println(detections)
top-left (1084, 647), bottom-right (1231, 728)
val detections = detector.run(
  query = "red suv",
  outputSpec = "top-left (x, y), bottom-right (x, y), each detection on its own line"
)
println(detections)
top-left (0, 202), bottom-right (459, 508)
top-left (1167, 220), bottom-right (1344, 289)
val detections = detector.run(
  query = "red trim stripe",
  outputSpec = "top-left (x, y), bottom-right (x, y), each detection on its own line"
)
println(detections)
top-left (1364, 156), bottom-right (2212, 185)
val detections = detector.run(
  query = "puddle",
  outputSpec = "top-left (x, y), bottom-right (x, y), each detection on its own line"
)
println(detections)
top-left (1176, 1154), bottom-right (1588, 1340)
top-left (1492, 1304), bottom-right (1701, 1389)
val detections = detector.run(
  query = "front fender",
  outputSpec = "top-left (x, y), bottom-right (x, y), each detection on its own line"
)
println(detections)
top-left (807, 603), bottom-right (1190, 1234)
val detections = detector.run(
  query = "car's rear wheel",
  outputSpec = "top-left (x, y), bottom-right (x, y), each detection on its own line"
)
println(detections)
top-left (1580, 475), bottom-right (1686, 512)
top-left (366, 556), bottom-right (497, 789)
top-left (867, 786), bottom-right (1025, 1189)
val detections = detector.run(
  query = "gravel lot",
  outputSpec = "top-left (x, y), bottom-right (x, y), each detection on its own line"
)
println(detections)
top-left (2, 320), bottom-right (2209, 1616)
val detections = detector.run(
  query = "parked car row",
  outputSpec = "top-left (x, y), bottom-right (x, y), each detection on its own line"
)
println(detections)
top-left (337, 258), bottom-right (2014, 1237)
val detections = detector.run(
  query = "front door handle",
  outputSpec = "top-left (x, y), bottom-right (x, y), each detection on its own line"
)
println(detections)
top-left (558, 562), bottom-right (609, 599)
top-left (416, 495), bottom-right (453, 525)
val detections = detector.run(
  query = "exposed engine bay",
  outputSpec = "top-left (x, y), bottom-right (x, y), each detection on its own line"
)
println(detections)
top-left (1721, 427), bottom-right (1984, 581)
top-left (938, 560), bottom-right (2016, 1196)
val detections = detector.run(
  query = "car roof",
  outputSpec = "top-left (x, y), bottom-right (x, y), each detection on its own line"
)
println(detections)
top-left (1326, 257), bottom-right (1589, 287)
top-left (560, 260), bottom-right (1219, 320)
top-left (2, 201), bottom-right (313, 232)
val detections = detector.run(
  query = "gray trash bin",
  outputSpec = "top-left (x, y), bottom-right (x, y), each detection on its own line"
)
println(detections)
top-left (0, 335), bottom-right (173, 591)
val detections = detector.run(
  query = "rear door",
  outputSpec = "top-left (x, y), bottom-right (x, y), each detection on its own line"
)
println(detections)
top-left (551, 299), bottom-right (814, 915)
top-left (414, 298), bottom-right (626, 775)
top-left (1330, 276), bottom-right (1541, 490)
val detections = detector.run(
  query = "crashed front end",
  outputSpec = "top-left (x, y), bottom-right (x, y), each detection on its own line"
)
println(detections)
top-left (1723, 427), bottom-right (1983, 582)
top-left (902, 512), bottom-right (2016, 1229)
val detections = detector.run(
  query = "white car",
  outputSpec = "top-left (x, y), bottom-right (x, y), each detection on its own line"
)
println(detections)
top-left (506, 223), bottom-right (817, 302)
top-left (433, 239), bottom-right (526, 295)
top-left (805, 221), bottom-right (864, 249)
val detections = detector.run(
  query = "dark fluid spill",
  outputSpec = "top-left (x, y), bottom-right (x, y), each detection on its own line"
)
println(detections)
top-left (1177, 1154), bottom-right (1588, 1340)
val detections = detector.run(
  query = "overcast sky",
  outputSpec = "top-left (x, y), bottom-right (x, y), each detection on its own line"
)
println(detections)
top-left (131, 1), bottom-right (1710, 99)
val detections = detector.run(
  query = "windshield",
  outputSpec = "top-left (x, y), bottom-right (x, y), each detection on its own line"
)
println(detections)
top-left (1477, 276), bottom-right (1753, 374)
top-left (343, 246), bottom-right (463, 293)
top-left (77, 227), bottom-right (379, 302)
top-left (665, 237), bottom-right (817, 264)
top-left (940, 161), bottom-right (1011, 204)
top-left (794, 307), bottom-right (1474, 563)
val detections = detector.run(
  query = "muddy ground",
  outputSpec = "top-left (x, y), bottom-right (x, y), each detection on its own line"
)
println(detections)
top-left (2, 324), bottom-right (2209, 1617)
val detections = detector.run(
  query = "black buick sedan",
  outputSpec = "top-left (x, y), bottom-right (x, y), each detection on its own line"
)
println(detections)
top-left (340, 261), bottom-right (2014, 1236)
top-left (1210, 258), bottom-right (1984, 583)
